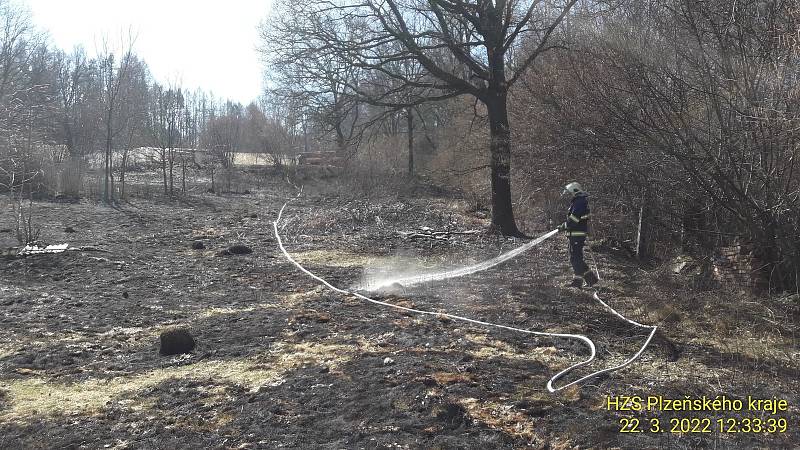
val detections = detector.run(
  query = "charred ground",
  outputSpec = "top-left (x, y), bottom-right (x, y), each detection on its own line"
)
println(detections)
top-left (0, 173), bottom-right (798, 449)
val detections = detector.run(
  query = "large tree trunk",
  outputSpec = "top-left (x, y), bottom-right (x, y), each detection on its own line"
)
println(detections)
top-left (334, 125), bottom-right (347, 157)
top-left (681, 198), bottom-right (707, 253)
top-left (105, 119), bottom-right (112, 203)
top-left (120, 150), bottom-right (127, 201)
top-left (486, 92), bottom-right (521, 237)
top-left (104, 97), bottom-right (116, 204)
top-left (210, 167), bottom-right (215, 193)
top-left (64, 123), bottom-right (76, 158)
top-left (302, 119), bottom-right (309, 153)
top-left (406, 107), bottom-right (414, 176)
top-left (161, 151), bottom-right (168, 195)
top-left (169, 149), bottom-right (174, 196)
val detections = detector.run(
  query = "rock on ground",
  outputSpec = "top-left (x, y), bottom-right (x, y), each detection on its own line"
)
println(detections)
top-left (159, 328), bottom-right (196, 356)
top-left (217, 243), bottom-right (253, 256)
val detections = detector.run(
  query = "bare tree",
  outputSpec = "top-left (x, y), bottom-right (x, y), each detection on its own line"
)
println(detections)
top-left (259, 93), bottom-right (307, 169)
top-left (263, 17), bottom-right (363, 157)
top-left (264, 0), bottom-right (579, 235)
top-left (203, 101), bottom-right (243, 192)
top-left (148, 83), bottom-right (187, 196)
top-left (116, 55), bottom-right (149, 200)
top-left (53, 47), bottom-right (94, 157)
top-left (96, 34), bottom-right (136, 203)
top-left (0, 0), bottom-right (48, 243)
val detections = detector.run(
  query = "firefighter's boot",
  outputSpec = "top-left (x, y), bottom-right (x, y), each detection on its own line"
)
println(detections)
top-left (583, 270), bottom-right (599, 287)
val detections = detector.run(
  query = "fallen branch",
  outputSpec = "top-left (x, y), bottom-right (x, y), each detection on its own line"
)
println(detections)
top-left (396, 229), bottom-right (481, 240)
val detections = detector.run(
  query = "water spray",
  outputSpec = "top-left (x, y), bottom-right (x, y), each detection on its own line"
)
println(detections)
top-left (361, 229), bottom-right (560, 291)
top-left (273, 193), bottom-right (657, 392)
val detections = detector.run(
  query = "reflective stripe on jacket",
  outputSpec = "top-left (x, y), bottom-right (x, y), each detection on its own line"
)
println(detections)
top-left (564, 193), bottom-right (590, 237)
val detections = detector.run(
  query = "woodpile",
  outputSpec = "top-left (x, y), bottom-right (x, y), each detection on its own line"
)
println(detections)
top-left (297, 151), bottom-right (343, 167)
top-left (713, 242), bottom-right (768, 292)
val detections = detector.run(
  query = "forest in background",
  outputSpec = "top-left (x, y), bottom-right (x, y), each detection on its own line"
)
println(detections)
top-left (1, 0), bottom-right (798, 293)
top-left (263, 0), bottom-right (800, 293)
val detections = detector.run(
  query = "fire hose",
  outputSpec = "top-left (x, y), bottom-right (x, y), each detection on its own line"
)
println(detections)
top-left (273, 196), bottom-right (657, 392)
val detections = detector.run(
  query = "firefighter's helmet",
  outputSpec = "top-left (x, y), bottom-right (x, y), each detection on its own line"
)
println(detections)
top-left (562, 181), bottom-right (584, 197)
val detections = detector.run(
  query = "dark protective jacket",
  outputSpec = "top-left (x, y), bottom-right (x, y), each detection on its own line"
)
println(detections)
top-left (564, 193), bottom-right (590, 237)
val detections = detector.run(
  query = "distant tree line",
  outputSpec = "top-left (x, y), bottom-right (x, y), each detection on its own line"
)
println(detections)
top-left (0, 0), bottom-right (298, 206)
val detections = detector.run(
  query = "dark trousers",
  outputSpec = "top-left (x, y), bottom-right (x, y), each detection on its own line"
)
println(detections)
top-left (568, 237), bottom-right (589, 276)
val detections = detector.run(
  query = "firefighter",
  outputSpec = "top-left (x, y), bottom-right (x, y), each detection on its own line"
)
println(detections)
top-left (558, 182), bottom-right (599, 288)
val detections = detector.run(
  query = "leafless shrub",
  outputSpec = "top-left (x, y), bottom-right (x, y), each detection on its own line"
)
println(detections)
top-left (508, 0), bottom-right (800, 291)
top-left (0, 147), bottom-right (43, 244)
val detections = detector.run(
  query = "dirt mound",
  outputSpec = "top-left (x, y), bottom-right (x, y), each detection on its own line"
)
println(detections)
top-left (217, 243), bottom-right (253, 256)
top-left (159, 328), bottom-right (196, 356)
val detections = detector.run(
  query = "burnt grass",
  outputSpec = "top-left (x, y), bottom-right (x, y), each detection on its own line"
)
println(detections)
top-left (0, 173), bottom-right (798, 449)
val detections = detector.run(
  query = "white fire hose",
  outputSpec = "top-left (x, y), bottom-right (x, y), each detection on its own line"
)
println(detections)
top-left (273, 196), bottom-right (657, 392)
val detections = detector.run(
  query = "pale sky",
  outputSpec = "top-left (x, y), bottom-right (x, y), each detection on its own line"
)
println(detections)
top-left (25, 0), bottom-right (272, 105)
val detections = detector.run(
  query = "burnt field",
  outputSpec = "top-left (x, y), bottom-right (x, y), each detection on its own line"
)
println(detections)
top-left (0, 173), bottom-right (798, 449)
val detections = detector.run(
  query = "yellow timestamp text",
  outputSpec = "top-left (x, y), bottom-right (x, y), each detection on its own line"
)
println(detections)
top-left (618, 417), bottom-right (789, 434)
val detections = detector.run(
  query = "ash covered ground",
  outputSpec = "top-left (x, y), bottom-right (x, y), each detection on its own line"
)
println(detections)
top-left (0, 174), bottom-right (797, 449)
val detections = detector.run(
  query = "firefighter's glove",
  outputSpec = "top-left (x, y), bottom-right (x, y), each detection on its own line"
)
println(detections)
top-left (557, 223), bottom-right (566, 232)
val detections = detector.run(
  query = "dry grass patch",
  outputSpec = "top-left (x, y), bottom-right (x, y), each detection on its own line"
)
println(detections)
top-left (289, 249), bottom-right (378, 267)
top-left (190, 227), bottom-right (226, 239)
top-left (464, 332), bottom-right (519, 358)
top-left (459, 397), bottom-right (539, 441)
top-left (464, 332), bottom-right (569, 363)
top-left (195, 303), bottom-right (278, 319)
top-left (0, 341), bottom-right (359, 422)
top-left (0, 345), bottom-right (15, 360)
top-left (0, 360), bottom-right (270, 421)
top-left (282, 290), bottom-right (321, 308)
top-left (0, 327), bottom-right (157, 362)
top-left (694, 329), bottom-right (798, 366)
top-left (432, 371), bottom-right (474, 385)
